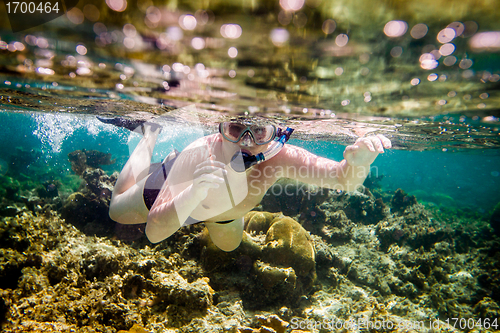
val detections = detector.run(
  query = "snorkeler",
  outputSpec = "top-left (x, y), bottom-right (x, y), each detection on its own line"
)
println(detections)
top-left (99, 116), bottom-right (391, 251)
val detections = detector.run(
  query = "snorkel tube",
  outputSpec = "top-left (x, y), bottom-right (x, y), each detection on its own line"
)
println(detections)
top-left (230, 127), bottom-right (294, 172)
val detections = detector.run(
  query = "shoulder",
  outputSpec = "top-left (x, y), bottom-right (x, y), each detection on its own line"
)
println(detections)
top-left (174, 134), bottom-right (221, 165)
top-left (261, 144), bottom-right (310, 168)
top-left (184, 133), bottom-right (221, 150)
top-left (277, 144), bottom-right (315, 161)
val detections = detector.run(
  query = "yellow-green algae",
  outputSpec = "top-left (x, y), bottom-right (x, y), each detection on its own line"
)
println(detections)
top-left (1, 165), bottom-right (499, 332)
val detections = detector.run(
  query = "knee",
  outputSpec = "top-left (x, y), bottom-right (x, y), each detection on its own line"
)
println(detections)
top-left (207, 219), bottom-right (244, 252)
top-left (213, 235), bottom-right (242, 252)
top-left (108, 198), bottom-right (141, 224)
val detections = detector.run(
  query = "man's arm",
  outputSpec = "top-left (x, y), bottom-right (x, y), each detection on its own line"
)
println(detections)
top-left (270, 135), bottom-right (391, 192)
top-left (145, 136), bottom-right (227, 243)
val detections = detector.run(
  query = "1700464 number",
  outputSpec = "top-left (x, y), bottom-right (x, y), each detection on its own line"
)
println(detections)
top-left (5, 2), bottom-right (60, 14)
top-left (445, 318), bottom-right (498, 330)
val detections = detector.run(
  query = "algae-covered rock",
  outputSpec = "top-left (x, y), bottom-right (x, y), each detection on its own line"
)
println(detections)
top-left (245, 211), bottom-right (276, 235)
top-left (490, 202), bottom-right (500, 235)
top-left (261, 179), bottom-right (329, 217)
top-left (60, 190), bottom-right (113, 236)
top-left (0, 210), bottom-right (221, 332)
top-left (473, 297), bottom-right (500, 319)
top-left (321, 210), bottom-right (355, 243)
top-left (200, 229), bottom-right (262, 271)
top-left (68, 149), bottom-right (115, 176)
top-left (60, 165), bottom-right (118, 237)
top-left (391, 188), bottom-right (418, 214)
top-left (308, 189), bottom-right (389, 233)
top-left (200, 212), bottom-right (316, 308)
top-left (150, 270), bottom-right (213, 309)
top-left (255, 314), bottom-right (289, 333)
top-left (35, 181), bottom-right (60, 199)
top-left (253, 260), bottom-right (297, 290)
top-left (117, 324), bottom-right (150, 333)
top-left (263, 216), bottom-right (315, 279)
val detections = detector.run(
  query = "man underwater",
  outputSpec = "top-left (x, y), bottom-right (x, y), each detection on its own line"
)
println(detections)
top-left (100, 117), bottom-right (391, 251)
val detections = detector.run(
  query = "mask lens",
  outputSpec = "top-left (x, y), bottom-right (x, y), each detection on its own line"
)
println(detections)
top-left (250, 125), bottom-right (276, 144)
top-left (221, 122), bottom-right (276, 145)
top-left (222, 122), bottom-right (247, 142)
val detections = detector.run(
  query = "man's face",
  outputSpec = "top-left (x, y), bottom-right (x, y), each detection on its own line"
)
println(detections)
top-left (236, 131), bottom-right (269, 155)
top-left (219, 121), bottom-right (276, 156)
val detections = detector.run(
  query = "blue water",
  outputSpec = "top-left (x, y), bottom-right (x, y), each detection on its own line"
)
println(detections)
top-left (296, 139), bottom-right (500, 212)
top-left (2, 111), bottom-right (499, 213)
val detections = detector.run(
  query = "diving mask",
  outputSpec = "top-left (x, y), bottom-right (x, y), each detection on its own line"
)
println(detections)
top-left (219, 122), bottom-right (277, 145)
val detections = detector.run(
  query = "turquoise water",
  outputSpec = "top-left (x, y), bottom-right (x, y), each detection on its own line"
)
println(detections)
top-left (1, 110), bottom-right (499, 213)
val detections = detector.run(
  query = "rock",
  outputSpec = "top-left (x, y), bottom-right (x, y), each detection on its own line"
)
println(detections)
top-left (321, 210), bottom-right (355, 243)
top-left (473, 297), bottom-right (500, 319)
top-left (238, 314), bottom-right (289, 333)
top-left (117, 324), bottom-right (150, 333)
top-left (490, 202), bottom-right (500, 235)
top-left (68, 149), bottom-right (115, 176)
top-left (60, 191), bottom-right (113, 236)
top-left (263, 216), bottom-right (315, 279)
top-left (261, 179), bottom-right (329, 218)
top-left (391, 188), bottom-right (418, 214)
top-left (35, 181), bottom-right (60, 199)
top-left (149, 270), bottom-right (213, 309)
top-left (245, 211), bottom-right (277, 235)
top-left (200, 212), bottom-right (316, 308)
top-left (200, 230), bottom-right (262, 271)
top-left (255, 314), bottom-right (289, 333)
top-left (253, 260), bottom-right (297, 290)
top-left (60, 164), bottom-right (118, 237)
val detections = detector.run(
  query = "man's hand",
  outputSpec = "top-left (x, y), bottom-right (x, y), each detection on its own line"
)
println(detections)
top-left (343, 135), bottom-right (392, 166)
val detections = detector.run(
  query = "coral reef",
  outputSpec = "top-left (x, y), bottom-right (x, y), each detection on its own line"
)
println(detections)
top-left (0, 147), bottom-right (68, 220)
top-left (0, 210), bottom-right (219, 332)
top-left (68, 149), bottom-right (116, 176)
top-left (391, 188), bottom-right (418, 213)
top-left (262, 216), bottom-right (315, 279)
top-left (260, 179), bottom-right (329, 223)
top-left (199, 212), bottom-right (316, 308)
top-left (61, 151), bottom-right (118, 237)
top-left (0, 164), bottom-right (499, 333)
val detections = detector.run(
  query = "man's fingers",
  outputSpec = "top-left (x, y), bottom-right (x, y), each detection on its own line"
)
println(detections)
top-left (377, 134), bottom-right (392, 149)
top-left (360, 138), bottom-right (376, 152)
top-left (194, 173), bottom-right (225, 185)
top-left (196, 160), bottom-right (226, 169)
top-left (370, 137), bottom-right (384, 153)
top-left (193, 167), bottom-right (227, 181)
top-left (356, 135), bottom-right (392, 153)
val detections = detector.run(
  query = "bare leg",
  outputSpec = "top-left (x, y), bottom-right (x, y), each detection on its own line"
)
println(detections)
top-left (205, 217), bottom-right (244, 252)
top-left (109, 124), bottom-right (161, 224)
top-left (113, 124), bottom-right (161, 194)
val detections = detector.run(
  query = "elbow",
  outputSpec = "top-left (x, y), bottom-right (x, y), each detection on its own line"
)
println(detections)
top-left (108, 205), bottom-right (120, 223)
top-left (145, 213), bottom-right (180, 244)
top-left (146, 232), bottom-right (162, 244)
top-left (145, 222), bottom-right (164, 244)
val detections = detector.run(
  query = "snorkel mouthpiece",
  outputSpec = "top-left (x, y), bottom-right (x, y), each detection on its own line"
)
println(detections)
top-left (277, 127), bottom-right (294, 142)
top-left (230, 127), bottom-right (294, 172)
